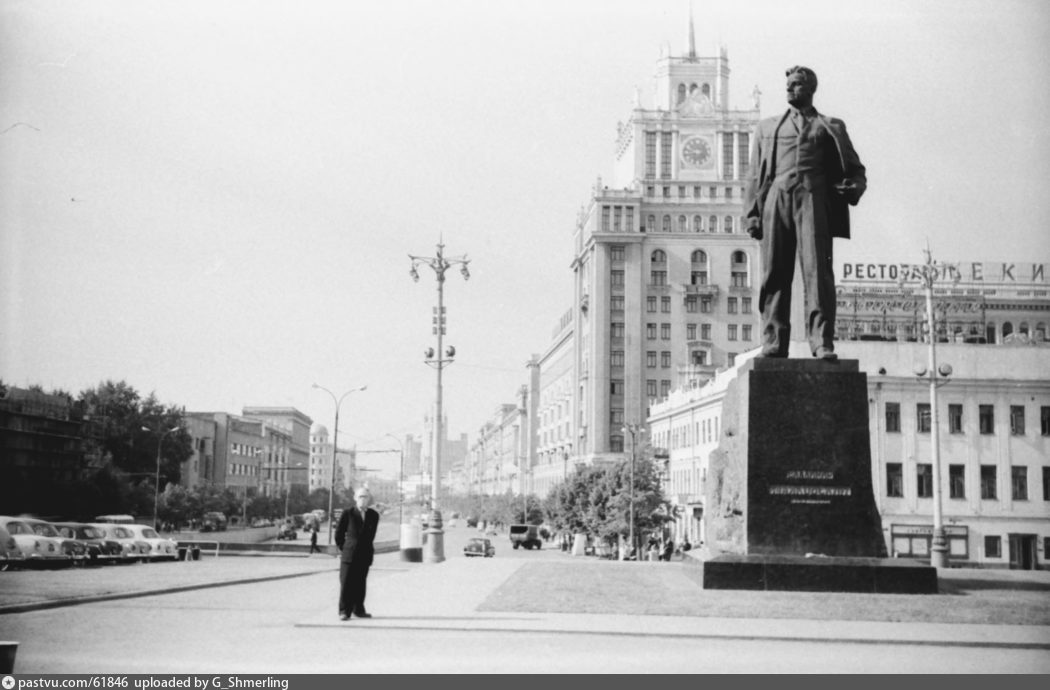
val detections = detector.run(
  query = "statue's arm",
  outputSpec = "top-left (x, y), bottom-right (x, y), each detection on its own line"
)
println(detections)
top-left (832, 119), bottom-right (867, 205)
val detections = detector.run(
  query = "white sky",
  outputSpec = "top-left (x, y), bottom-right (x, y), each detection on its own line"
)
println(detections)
top-left (2, 0), bottom-right (1049, 478)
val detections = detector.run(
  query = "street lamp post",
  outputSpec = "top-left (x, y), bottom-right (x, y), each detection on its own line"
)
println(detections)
top-left (312, 383), bottom-right (367, 545)
top-left (142, 424), bottom-right (181, 530)
top-left (410, 239), bottom-right (470, 564)
top-left (622, 424), bottom-right (643, 560)
top-left (911, 244), bottom-right (955, 569)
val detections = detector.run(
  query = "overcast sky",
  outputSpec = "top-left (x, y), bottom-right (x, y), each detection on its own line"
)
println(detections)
top-left (2, 0), bottom-right (1048, 478)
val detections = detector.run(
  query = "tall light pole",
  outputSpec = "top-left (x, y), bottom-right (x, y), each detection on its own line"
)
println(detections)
top-left (622, 423), bottom-right (643, 559)
top-left (410, 239), bottom-right (470, 564)
top-left (142, 424), bottom-right (181, 530)
top-left (312, 383), bottom-right (367, 545)
top-left (910, 243), bottom-right (955, 569)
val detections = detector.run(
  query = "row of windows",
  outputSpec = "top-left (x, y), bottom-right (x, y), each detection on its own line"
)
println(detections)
top-left (227, 462), bottom-right (259, 476)
top-left (885, 403), bottom-right (1050, 436)
top-left (609, 246), bottom-right (750, 267)
top-left (645, 214), bottom-right (744, 233)
top-left (886, 464), bottom-right (1049, 501)
top-left (609, 270), bottom-right (752, 290)
top-left (608, 322), bottom-right (753, 342)
top-left (230, 442), bottom-right (262, 457)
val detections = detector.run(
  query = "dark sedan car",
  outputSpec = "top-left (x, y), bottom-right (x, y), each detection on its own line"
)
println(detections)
top-left (463, 537), bottom-right (495, 558)
top-left (54, 523), bottom-right (124, 565)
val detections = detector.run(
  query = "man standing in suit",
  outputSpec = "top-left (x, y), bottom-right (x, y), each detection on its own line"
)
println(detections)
top-left (335, 486), bottom-right (379, 620)
top-left (744, 66), bottom-right (867, 360)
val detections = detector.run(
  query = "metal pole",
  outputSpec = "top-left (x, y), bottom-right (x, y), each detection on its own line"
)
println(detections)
top-left (629, 430), bottom-right (635, 559)
top-left (327, 402), bottom-right (339, 546)
top-left (153, 438), bottom-right (162, 530)
top-left (925, 265), bottom-right (948, 569)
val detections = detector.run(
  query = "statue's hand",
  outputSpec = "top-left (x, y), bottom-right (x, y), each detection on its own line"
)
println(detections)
top-left (834, 180), bottom-right (860, 203)
top-left (746, 222), bottom-right (762, 241)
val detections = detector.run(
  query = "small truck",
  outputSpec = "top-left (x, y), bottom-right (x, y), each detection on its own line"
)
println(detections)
top-left (509, 524), bottom-right (543, 550)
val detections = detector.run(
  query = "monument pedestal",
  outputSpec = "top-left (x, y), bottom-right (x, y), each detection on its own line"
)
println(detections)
top-left (702, 356), bottom-right (936, 593)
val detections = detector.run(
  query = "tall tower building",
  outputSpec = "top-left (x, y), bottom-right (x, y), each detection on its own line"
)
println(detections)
top-left (570, 20), bottom-right (761, 464)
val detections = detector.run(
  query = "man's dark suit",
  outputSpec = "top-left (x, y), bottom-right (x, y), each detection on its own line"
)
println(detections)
top-left (335, 505), bottom-right (379, 617)
top-left (744, 107), bottom-right (866, 356)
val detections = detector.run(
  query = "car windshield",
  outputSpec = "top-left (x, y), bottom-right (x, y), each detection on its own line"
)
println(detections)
top-left (141, 528), bottom-right (160, 539)
top-left (6, 521), bottom-right (32, 535)
top-left (30, 523), bottom-right (61, 537)
top-left (112, 527), bottom-right (132, 538)
top-left (82, 527), bottom-right (103, 539)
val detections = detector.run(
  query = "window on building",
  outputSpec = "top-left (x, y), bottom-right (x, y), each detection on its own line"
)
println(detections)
top-left (693, 215), bottom-right (702, 232)
top-left (646, 323), bottom-right (656, 339)
top-left (949, 464), bottom-right (965, 499)
top-left (886, 463), bottom-right (903, 497)
top-left (647, 351), bottom-right (657, 368)
top-left (610, 350), bottom-right (624, 367)
top-left (724, 215), bottom-right (734, 233)
top-left (647, 214), bottom-right (656, 231)
top-left (611, 270), bottom-right (624, 287)
top-left (611, 296), bottom-right (624, 312)
top-left (611, 379), bottom-right (624, 395)
top-left (677, 186), bottom-right (686, 198)
top-left (611, 322), bottom-right (624, 338)
top-left (709, 215), bottom-right (717, 232)
top-left (660, 133), bottom-right (672, 179)
top-left (985, 536), bottom-right (1001, 558)
top-left (661, 351), bottom-right (671, 368)
top-left (979, 405), bottom-right (994, 434)
top-left (677, 215), bottom-right (687, 232)
top-left (742, 325), bottom-right (752, 341)
top-left (1043, 466), bottom-right (1050, 501)
top-left (660, 323), bottom-right (671, 340)
top-left (722, 135), bottom-right (734, 178)
top-left (737, 132), bottom-right (750, 178)
top-left (728, 324), bottom-right (738, 341)
top-left (701, 323), bottom-right (711, 340)
top-left (601, 206), bottom-right (610, 232)
top-left (613, 206), bottom-right (622, 232)
top-left (610, 435), bottom-right (624, 453)
top-left (687, 323), bottom-right (696, 339)
top-left (686, 296), bottom-right (697, 313)
top-left (731, 271), bottom-right (747, 287)
top-left (651, 270), bottom-right (667, 286)
top-left (727, 297), bottom-right (738, 314)
top-left (1012, 466), bottom-right (1028, 500)
top-left (917, 403), bottom-right (931, 433)
top-left (1042, 407), bottom-right (1050, 436)
top-left (646, 379), bottom-right (657, 397)
top-left (724, 186), bottom-right (734, 199)
top-left (948, 404), bottom-right (962, 434)
top-left (645, 132), bottom-right (656, 178)
top-left (1010, 405), bottom-right (1025, 435)
top-left (742, 297), bottom-right (753, 314)
top-left (692, 350), bottom-right (707, 366)
top-left (611, 245), bottom-right (625, 262)
top-left (611, 409), bottom-right (624, 425)
top-left (701, 297), bottom-right (712, 314)
top-left (661, 296), bottom-right (671, 313)
top-left (917, 464), bottom-right (933, 498)
top-left (662, 215), bottom-right (671, 231)
top-left (980, 465), bottom-right (997, 500)
top-left (693, 186), bottom-right (702, 198)
top-left (660, 380), bottom-right (671, 398)
top-left (647, 296), bottom-right (657, 313)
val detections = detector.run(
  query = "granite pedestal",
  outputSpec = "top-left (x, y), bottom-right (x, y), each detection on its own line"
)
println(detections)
top-left (701, 357), bottom-right (936, 593)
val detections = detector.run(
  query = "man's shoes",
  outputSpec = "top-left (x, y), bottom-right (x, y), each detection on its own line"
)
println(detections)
top-left (815, 347), bottom-right (838, 360)
top-left (339, 613), bottom-right (350, 621)
top-left (353, 610), bottom-right (372, 619)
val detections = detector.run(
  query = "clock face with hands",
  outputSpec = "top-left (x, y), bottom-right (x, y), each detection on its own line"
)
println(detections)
top-left (681, 136), bottom-right (712, 168)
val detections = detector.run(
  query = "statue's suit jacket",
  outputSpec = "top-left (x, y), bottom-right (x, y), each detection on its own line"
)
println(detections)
top-left (744, 109), bottom-right (867, 239)
top-left (335, 506), bottom-right (378, 566)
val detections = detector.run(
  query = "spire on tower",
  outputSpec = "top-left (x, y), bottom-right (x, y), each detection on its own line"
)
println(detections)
top-left (687, 2), bottom-right (696, 58)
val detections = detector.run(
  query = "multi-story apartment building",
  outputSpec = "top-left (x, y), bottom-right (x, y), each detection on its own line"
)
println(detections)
top-left (649, 339), bottom-right (1050, 569)
top-left (241, 406), bottom-right (312, 493)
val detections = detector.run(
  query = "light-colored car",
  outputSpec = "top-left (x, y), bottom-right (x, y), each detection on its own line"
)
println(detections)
top-left (125, 524), bottom-right (178, 561)
top-left (0, 523), bottom-right (27, 570)
top-left (0, 516), bottom-right (72, 568)
top-left (90, 523), bottom-right (150, 562)
top-left (20, 517), bottom-right (88, 566)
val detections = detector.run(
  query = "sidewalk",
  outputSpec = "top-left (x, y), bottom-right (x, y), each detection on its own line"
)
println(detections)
top-left (4, 546), bottom-right (1049, 651)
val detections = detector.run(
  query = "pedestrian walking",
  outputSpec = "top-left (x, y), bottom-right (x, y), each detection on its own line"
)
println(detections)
top-left (309, 526), bottom-right (320, 554)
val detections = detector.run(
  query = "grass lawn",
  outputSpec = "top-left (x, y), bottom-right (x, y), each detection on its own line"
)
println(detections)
top-left (478, 560), bottom-right (1050, 626)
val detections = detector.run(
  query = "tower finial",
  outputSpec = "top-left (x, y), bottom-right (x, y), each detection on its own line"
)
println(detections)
top-left (688, 2), bottom-right (696, 58)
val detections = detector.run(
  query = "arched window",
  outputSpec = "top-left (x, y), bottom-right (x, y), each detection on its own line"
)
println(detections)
top-left (678, 215), bottom-right (688, 232)
top-left (677, 84), bottom-right (687, 104)
top-left (647, 214), bottom-right (656, 232)
top-left (1002, 322), bottom-right (1014, 337)
top-left (662, 215), bottom-right (671, 233)
top-left (1036, 323), bottom-right (1047, 341)
top-left (1019, 321), bottom-right (1030, 335)
top-left (691, 250), bottom-right (708, 285)
top-left (730, 251), bottom-right (749, 287)
top-left (693, 215), bottom-right (703, 232)
top-left (724, 215), bottom-right (734, 233)
top-left (709, 215), bottom-right (718, 232)
top-left (651, 249), bottom-right (667, 263)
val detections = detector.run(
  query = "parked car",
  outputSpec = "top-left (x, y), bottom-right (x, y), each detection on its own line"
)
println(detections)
top-left (21, 517), bottom-right (89, 566)
top-left (53, 522), bottom-right (124, 565)
top-left (0, 523), bottom-right (27, 570)
top-left (463, 537), bottom-right (495, 558)
top-left (277, 523), bottom-right (297, 540)
top-left (125, 524), bottom-right (178, 561)
top-left (90, 523), bottom-right (150, 562)
top-left (0, 516), bottom-right (73, 568)
top-left (201, 512), bottom-right (228, 532)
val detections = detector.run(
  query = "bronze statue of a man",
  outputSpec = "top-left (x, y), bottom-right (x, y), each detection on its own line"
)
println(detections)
top-left (744, 66), bottom-right (867, 359)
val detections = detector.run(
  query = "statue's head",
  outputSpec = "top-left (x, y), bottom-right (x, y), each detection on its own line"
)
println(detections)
top-left (785, 66), bottom-right (817, 108)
